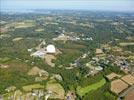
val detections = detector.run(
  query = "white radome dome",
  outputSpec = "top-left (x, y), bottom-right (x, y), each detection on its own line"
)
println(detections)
top-left (46, 44), bottom-right (56, 53)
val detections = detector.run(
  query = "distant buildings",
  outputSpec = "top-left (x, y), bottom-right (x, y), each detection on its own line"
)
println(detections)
top-left (30, 44), bottom-right (56, 58)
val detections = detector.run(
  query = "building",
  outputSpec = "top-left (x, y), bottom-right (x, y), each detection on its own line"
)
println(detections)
top-left (31, 50), bottom-right (46, 58)
top-left (46, 45), bottom-right (56, 53)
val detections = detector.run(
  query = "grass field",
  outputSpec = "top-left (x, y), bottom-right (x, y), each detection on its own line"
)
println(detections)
top-left (77, 78), bottom-right (106, 97)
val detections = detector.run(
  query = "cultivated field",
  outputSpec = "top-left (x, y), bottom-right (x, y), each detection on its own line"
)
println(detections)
top-left (111, 79), bottom-right (128, 94)
top-left (121, 74), bottom-right (134, 85)
top-left (106, 72), bottom-right (121, 80)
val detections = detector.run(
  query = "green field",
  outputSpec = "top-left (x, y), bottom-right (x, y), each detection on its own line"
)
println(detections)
top-left (77, 78), bottom-right (106, 97)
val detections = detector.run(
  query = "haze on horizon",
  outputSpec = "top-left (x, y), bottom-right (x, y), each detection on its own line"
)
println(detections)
top-left (1, 0), bottom-right (134, 12)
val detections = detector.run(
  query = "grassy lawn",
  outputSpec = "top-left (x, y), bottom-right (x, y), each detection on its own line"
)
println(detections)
top-left (77, 78), bottom-right (106, 97)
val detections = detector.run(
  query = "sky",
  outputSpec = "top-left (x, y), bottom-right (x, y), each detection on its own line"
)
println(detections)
top-left (1, 0), bottom-right (134, 12)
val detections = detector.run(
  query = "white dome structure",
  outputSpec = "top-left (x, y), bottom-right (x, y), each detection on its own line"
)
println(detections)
top-left (46, 44), bottom-right (56, 53)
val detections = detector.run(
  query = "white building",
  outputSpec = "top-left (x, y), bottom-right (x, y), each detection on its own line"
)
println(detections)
top-left (46, 44), bottom-right (56, 53)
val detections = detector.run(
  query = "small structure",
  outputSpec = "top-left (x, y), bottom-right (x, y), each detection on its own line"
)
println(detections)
top-left (27, 48), bottom-right (32, 52)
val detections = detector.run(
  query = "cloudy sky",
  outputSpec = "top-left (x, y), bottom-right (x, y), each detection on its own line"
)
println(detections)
top-left (1, 0), bottom-right (134, 12)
